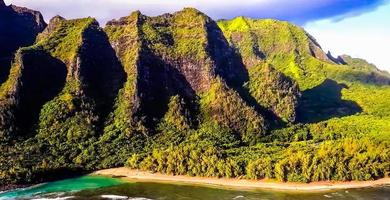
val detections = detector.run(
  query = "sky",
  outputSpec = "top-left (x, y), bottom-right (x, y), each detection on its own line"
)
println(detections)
top-left (4, 0), bottom-right (390, 71)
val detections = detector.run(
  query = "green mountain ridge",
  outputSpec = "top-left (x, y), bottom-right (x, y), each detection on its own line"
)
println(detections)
top-left (0, 4), bottom-right (389, 186)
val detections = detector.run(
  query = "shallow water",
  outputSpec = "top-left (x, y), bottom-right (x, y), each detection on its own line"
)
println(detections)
top-left (0, 176), bottom-right (122, 200)
top-left (1, 176), bottom-right (389, 200)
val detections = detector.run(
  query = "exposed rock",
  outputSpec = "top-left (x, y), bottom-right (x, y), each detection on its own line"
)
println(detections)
top-left (307, 34), bottom-right (334, 63)
top-left (0, 4), bottom-right (47, 54)
top-left (41, 15), bottom-right (66, 35)
top-left (218, 18), bottom-right (303, 122)
top-left (104, 8), bottom-right (267, 141)
top-left (326, 51), bottom-right (347, 65)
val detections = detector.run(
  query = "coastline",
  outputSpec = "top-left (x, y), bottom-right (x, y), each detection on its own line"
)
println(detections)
top-left (0, 184), bottom-right (31, 192)
top-left (93, 167), bottom-right (390, 191)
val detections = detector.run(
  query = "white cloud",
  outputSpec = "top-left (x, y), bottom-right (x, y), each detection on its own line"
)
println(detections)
top-left (305, 3), bottom-right (390, 71)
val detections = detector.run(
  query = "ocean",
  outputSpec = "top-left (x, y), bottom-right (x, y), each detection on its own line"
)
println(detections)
top-left (0, 176), bottom-right (389, 200)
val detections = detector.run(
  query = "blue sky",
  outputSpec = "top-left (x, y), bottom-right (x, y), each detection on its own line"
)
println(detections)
top-left (4, 0), bottom-right (390, 71)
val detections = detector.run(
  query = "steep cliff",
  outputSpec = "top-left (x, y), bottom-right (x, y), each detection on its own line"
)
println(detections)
top-left (0, 0), bottom-right (46, 83)
top-left (0, 16), bottom-right (124, 143)
top-left (103, 9), bottom-right (267, 144)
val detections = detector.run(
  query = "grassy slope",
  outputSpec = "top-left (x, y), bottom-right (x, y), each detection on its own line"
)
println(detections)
top-left (218, 17), bottom-right (390, 134)
top-left (216, 17), bottom-right (390, 181)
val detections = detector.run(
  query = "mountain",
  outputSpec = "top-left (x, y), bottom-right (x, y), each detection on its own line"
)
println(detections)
top-left (0, 5), bottom-right (389, 186)
top-left (218, 17), bottom-right (390, 122)
top-left (0, 0), bottom-right (46, 84)
top-left (218, 17), bottom-right (390, 88)
top-left (340, 55), bottom-right (389, 73)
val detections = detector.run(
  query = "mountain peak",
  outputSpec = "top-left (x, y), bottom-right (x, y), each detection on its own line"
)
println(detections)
top-left (51, 15), bottom-right (66, 22)
top-left (173, 7), bottom-right (210, 21)
top-left (326, 51), bottom-right (347, 65)
top-left (39, 15), bottom-right (65, 36)
top-left (221, 16), bottom-right (251, 32)
top-left (180, 7), bottom-right (203, 14)
top-left (106, 10), bottom-right (143, 26)
top-left (130, 10), bottom-right (142, 17)
top-left (0, 1), bottom-right (46, 71)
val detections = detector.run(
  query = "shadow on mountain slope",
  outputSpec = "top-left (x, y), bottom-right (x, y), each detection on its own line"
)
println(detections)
top-left (15, 50), bottom-right (67, 135)
top-left (297, 79), bottom-right (362, 123)
top-left (136, 48), bottom-right (199, 130)
top-left (0, 3), bottom-right (47, 85)
top-left (0, 58), bottom-right (13, 84)
top-left (79, 26), bottom-right (126, 126)
top-left (206, 20), bottom-right (287, 126)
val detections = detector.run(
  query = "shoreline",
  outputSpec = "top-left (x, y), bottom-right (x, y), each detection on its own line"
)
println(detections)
top-left (93, 167), bottom-right (390, 192)
top-left (0, 184), bottom-right (32, 192)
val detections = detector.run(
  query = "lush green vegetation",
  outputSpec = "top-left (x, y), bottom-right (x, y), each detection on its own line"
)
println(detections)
top-left (199, 79), bottom-right (267, 144)
top-left (245, 63), bottom-right (300, 122)
top-left (125, 137), bottom-right (389, 182)
top-left (1, 9), bottom-right (390, 186)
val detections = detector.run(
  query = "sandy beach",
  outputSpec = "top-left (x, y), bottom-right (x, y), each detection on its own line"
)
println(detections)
top-left (93, 167), bottom-right (390, 191)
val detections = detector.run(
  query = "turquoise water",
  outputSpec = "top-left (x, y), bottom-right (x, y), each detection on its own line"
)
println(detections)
top-left (1, 176), bottom-right (389, 200)
top-left (0, 176), bottom-right (122, 200)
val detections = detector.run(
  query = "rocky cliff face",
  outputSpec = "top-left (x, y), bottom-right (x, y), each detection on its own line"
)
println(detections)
top-left (217, 17), bottom-right (303, 122)
top-left (0, 0), bottom-right (46, 84)
top-left (104, 8), bottom-right (267, 143)
top-left (0, 49), bottom-right (66, 139)
top-left (0, 16), bottom-right (125, 142)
